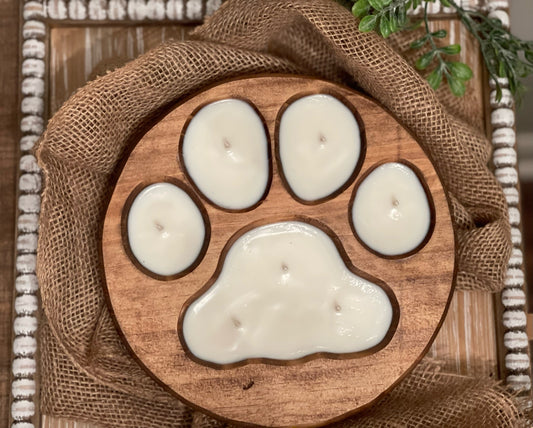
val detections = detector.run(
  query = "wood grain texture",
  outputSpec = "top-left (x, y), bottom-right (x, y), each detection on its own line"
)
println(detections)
top-left (102, 76), bottom-right (455, 427)
top-left (1, 0), bottom-right (19, 425)
top-left (49, 25), bottom-right (194, 114)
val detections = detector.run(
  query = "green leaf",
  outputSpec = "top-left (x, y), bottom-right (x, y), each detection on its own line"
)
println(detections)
top-left (431, 29), bottom-right (447, 39)
top-left (448, 62), bottom-right (473, 81)
top-left (416, 51), bottom-right (436, 70)
top-left (352, 0), bottom-right (370, 18)
top-left (359, 15), bottom-right (378, 32)
top-left (448, 77), bottom-right (466, 96)
top-left (427, 68), bottom-right (443, 90)
top-left (398, 4), bottom-right (407, 26)
top-left (410, 36), bottom-right (427, 50)
top-left (379, 15), bottom-right (392, 38)
top-left (440, 0), bottom-right (451, 6)
top-left (498, 61), bottom-right (507, 78)
top-left (388, 10), bottom-right (398, 32)
top-left (440, 44), bottom-right (461, 55)
top-left (525, 51), bottom-right (533, 65)
top-left (368, 0), bottom-right (385, 10)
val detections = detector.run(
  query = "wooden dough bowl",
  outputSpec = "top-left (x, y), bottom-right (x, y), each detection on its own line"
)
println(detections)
top-left (102, 76), bottom-right (455, 427)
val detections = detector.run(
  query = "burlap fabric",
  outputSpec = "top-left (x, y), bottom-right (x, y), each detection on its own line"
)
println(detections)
top-left (36, 0), bottom-right (519, 426)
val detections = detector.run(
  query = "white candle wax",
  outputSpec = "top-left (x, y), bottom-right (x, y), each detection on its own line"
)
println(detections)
top-left (127, 182), bottom-right (206, 276)
top-left (352, 163), bottom-right (431, 256)
top-left (278, 94), bottom-right (361, 201)
top-left (182, 99), bottom-right (269, 210)
top-left (182, 221), bottom-right (392, 365)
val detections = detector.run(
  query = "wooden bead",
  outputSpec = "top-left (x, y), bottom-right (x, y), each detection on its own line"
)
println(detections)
top-left (16, 254), bottom-right (37, 275)
top-left (511, 227), bottom-right (522, 246)
top-left (491, 108), bottom-right (515, 128)
top-left (505, 353), bottom-right (530, 371)
top-left (492, 147), bottom-right (516, 168)
top-left (505, 268), bottom-right (525, 287)
top-left (18, 194), bottom-right (41, 214)
top-left (488, 9), bottom-right (510, 28)
top-left (22, 20), bottom-right (46, 39)
top-left (22, 59), bottom-right (44, 78)
top-left (21, 77), bottom-right (44, 97)
top-left (504, 331), bottom-right (529, 350)
top-left (13, 336), bottom-right (37, 357)
top-left (88, 0), bottom-right (107, 20)
top-left (15, 274), bottom-right (39, 294)
top-left (508, 207), bottom-right (520, 227)
top-left (11, 400), bottom-right (35, 421)
top-left (21, 96), bottom-right (44, 115)
top-left (68, 0), bottom-right (88, 20)
top-left (503, 187), bottom-right (519, 206)
top-left (12, 358), bottom-right (36, 377)
top-left (502, 287), bottom-right (526, 308)
top-left (20, 155), bottom-right (40, 173)
top-left (495, 167), bottom-right (518, 186)
top-left (13, 316), bottom-right (38, 336)
top-left (508, 248), bottom-right (523, 267)
top-left (19, 174), bottom-right (42, 193)
top-left (23, 2), bottom-right (45, 20)
top-left (20, 115), bottom-right (44, 134)
top-left (22, 39), bottom-right (45, 59)
top-left (17, 233), bottom-right (38, 253)
top-left (12, 378), bottom-right (36, 399)
top-left (492, 127), bottom-right (515, 147)
top-left (490, 88), bottom-right (513, 108)
top-left (489, 77), bottom-right (509, 89)
top-left (503, 310), bottom-right (527, 329)
top-left (14, 295), bottom-right (38, 315)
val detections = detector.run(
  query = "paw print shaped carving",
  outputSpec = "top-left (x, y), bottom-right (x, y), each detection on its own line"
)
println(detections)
top-left (103, 76), bottom-right (454, 427)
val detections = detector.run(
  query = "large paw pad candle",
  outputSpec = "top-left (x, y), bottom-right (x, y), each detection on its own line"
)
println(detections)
top-left (182, 221), bottom-right (393, 365)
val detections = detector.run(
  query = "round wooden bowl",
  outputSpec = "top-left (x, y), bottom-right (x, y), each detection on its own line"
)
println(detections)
top-left (102, 76), bottom-right (455, 427)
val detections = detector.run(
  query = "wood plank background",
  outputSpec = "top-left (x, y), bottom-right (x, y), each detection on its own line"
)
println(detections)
top-left (1, 3), bottom-right (529, 427)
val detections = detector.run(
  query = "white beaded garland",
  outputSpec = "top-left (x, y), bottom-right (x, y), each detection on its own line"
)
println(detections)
top-left (20, 115), bottom-right (44, 135)
top-left (505, 353), bottom-right (530, 371)
top-left (88, 0), bottom-right (108, 20)
top-left (511, 227), bottom-right (522, 246)
top-left (22, 39), bottom-right (45, 59)
top-left (19, 174), bottom-right (42, 193)
top-left (507, 207), bottom-right (520, 227)
top-left (488, 9), bottom-right (509, 28)
top-left (490, 88), bottom-right (513, 108)
top-left (505, 268), bottom-right (525, 288)
top-left (23, 20), bottom-right (46, 39)
top-left (21, 78), bottom-right (45, 97)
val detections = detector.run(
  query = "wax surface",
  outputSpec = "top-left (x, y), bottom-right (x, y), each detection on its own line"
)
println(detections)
top-left (278, 94), bottom-right (361, 201)
top-left (352, 163), bottom-right (431, 256)
top-left (182, 99), bottom-right (269, 210)
top-left (182, 221), bottom-right (393, 365)
top-left (127, 182), bottom-right (206, 276)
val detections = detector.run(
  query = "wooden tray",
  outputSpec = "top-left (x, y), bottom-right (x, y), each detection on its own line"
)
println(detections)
top-left (101, 76), bottom-right (455, 426)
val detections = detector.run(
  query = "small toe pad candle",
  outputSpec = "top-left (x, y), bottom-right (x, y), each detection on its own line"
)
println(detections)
top-left (127, 182), bottom-right (206, 276)
top-left (351, 162), bottom-right (432, 256)
top-left (182, 221), bottom-right (393, 365)
top-left (278, 94), bottom-right (361, 201)
top-left (182, 99), bottom-right (269, 210)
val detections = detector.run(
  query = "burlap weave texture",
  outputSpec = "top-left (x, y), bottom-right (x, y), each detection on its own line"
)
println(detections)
top-left (36, 0), bottom-right (518, 426)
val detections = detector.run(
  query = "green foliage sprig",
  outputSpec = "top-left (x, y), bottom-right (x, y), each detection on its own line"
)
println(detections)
top-left (346, 0), bottom-right (533, 100)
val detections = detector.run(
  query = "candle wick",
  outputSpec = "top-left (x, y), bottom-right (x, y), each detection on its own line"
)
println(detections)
top-left (334, 302), bottom-right (342, 313)
top-left (231, 317), bottom-right (242, 328)
top-left (154, 221), bottom-right (164, 231)
top-left (392, 198), bottom-right (400, 207)
top-left (281, 263), bottom-right (289, 273)
top-left (223, 137), bottom-right (231, 150)
top-left (318, 133), bottom-right (327, 147)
